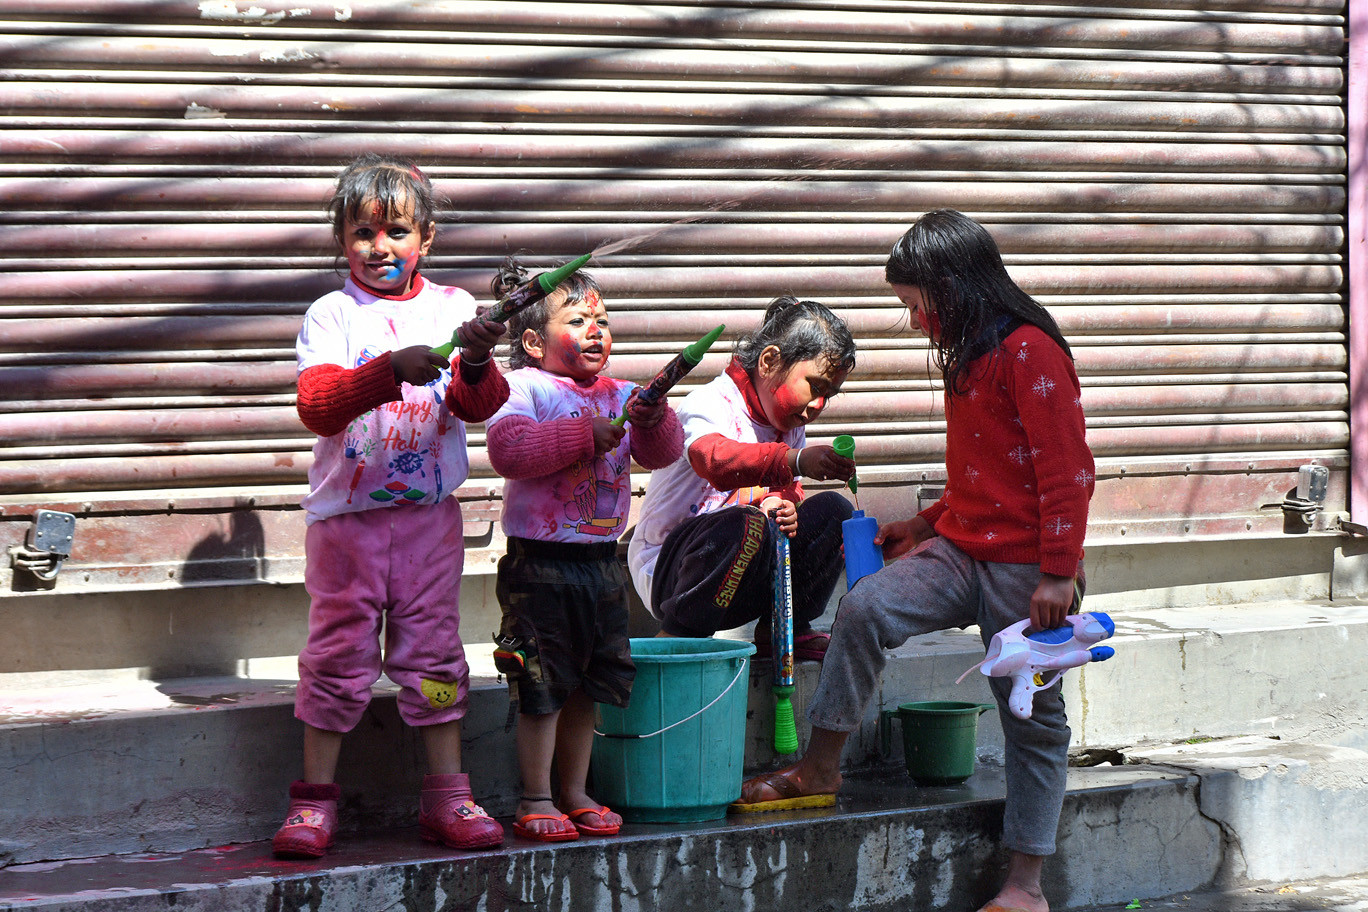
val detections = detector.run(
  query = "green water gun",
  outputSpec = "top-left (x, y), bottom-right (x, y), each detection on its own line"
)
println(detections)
top-left (612, 324), bottom-right (725, 427)
top-left (432, 253), bottom-right (592, 358)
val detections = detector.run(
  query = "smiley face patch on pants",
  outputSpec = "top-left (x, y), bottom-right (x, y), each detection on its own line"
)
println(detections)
top-left (420, 678), bottom-right (458, 709)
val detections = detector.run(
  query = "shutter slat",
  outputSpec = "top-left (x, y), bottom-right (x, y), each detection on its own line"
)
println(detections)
top-left (0, 0), bottom-right (1347, 564)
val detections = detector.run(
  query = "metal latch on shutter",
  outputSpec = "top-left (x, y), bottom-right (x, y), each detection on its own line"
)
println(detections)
top-left (1276, 465), bottom-right (1330, 534)
top-left (9, 510), bottom-right (77, 583)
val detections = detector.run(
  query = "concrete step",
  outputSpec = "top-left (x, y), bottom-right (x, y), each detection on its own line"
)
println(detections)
top-left (7, 738), bottom-right (1367, 912)
top-left (4, 601), bottom-right (1368, 869)
top-left (0, 763), bottom-right (1218, 912)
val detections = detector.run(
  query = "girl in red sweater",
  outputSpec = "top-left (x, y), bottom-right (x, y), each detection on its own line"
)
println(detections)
top-left (738, 210), bottom-right (1095, 912)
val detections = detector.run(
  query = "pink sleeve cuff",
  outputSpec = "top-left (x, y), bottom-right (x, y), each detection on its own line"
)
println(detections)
top-left (629, 407), bottom-right (684, 470)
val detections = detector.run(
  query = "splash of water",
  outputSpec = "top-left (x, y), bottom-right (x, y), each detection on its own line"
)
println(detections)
top-left (590, 203), bottom-right (739, 259)
top-left (586, 151), bottom-right (879, 260)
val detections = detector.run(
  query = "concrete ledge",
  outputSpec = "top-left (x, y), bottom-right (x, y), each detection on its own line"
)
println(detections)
top-left (5, 601), bottom-right (1368, 867)
top-left (1129, 736), bottom-right (1368, 885)
top-left (0, 766), bottom-right (1216, 912)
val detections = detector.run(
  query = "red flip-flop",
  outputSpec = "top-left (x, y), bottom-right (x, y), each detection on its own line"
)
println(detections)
top-left (513, 812), bottom-right (579, 842)
top-left (566, 805), bottom-right (620, 836)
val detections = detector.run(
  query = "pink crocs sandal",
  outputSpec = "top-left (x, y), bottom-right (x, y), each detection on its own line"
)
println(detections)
top-left (418, 773), bottom-right (504, 850)
top-left (272, 780), bottom-right (340, 859)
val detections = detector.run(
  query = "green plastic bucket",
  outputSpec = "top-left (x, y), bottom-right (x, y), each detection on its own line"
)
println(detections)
top-left (592, 637), bottom-right (755, 822)
top-left (879, 700), bottom-right (995, 786)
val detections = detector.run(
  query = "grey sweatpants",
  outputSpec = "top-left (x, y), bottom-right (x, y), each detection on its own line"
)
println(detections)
top-left (808, 535), bottom-right (1077, 856)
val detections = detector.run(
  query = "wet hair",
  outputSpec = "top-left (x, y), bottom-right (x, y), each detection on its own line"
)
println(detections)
top-left (498, 255), bottom-right (604, 370)
top-left (734, 295), bottom-right (856, 377)
top-left (327, 153), bottom-right (437, 249)
top-left (885, 209), bottom-right (1072, 396)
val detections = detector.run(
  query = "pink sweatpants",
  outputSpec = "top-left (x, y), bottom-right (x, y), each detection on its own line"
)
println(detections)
top-left (297, 497), bottom-right (468, 732)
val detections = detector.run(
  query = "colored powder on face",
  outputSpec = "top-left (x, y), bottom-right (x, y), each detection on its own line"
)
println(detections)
top-left (771, 380), bottom-right (807, 417)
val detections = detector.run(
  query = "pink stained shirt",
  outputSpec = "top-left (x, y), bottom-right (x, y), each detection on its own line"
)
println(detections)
top-left (486, 367), bottom-right (682, 544)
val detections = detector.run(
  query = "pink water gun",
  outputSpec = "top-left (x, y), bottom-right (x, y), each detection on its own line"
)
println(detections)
top-left (957, 612), bottom-right (1116, 720)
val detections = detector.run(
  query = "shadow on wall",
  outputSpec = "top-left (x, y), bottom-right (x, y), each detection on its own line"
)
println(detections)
top-left (181, 511), bottom-right (268, 584)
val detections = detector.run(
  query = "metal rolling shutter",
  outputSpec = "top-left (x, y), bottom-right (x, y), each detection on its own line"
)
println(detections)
top-left (0, 0), bottom-right (1346, 588)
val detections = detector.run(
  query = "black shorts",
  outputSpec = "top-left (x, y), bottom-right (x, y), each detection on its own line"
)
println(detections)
top-left (652, 491), bottom-right (853, 637)
top-left (494, 537), bottom-right (635, 715)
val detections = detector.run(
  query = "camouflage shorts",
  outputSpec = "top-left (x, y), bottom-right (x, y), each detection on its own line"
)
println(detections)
top-left (494, 537), bottom-right (635, 715)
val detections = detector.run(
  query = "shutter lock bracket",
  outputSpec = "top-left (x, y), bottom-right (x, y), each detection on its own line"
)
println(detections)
top-left (9, 510), bottom-right (77, 583)
top-left (1276, 465), bottom-right (1330, 534)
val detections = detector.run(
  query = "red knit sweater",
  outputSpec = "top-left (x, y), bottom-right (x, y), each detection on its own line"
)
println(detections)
top-left (685, 358), bottom-right (803, 502)
top-left (296, 353), bottom-right (510, 438)
top-left (921, 324), bottom-right (1093, 578)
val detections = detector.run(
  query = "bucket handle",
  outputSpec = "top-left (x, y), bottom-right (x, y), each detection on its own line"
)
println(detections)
top-left (878, 703), bottom-right (995, 756)
top-left (593, 658), bottom-right (749, 740)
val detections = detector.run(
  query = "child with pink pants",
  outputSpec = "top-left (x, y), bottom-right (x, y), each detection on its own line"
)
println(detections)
top-left (273, 153), bottom-right (509, 859)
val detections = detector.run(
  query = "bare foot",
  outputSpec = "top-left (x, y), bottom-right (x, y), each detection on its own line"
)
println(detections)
top-left (575, 807), bottom-right (620, 828)
top-left (563, 805), bottom-right (621, 832)
top-left (558, 788), bottom-right (621, 832)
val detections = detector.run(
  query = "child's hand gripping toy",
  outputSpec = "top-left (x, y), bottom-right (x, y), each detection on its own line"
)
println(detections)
top-left (611, 324), bottom-right (725, 427)
top-left (957, 612), bottom-right (1116, 720)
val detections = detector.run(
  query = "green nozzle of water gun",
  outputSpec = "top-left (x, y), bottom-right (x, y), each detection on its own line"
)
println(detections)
top-left (432, 253), bottom-right (593, 359)
top-left (535, 252), bottom-right (592, 293)
top-left (832, 434), bottom-right (859, 495)
top-left (682, 323), bottom-right (726, 365)
top-left (431, 333), bottom-right (460, 359)
top-left (773, 685), bottom-right (798, 755)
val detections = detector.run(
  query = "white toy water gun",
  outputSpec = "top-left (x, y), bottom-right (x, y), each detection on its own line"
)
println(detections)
top-left (957, 612), bottom-right (1116, 720)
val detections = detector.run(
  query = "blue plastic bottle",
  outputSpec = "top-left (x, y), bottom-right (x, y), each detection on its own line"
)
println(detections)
top-left (842, 510), bottom-right (883, 590)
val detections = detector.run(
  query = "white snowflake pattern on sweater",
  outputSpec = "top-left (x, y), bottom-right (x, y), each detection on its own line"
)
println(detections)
top-left (918, 324), bottom-right (1093, 578)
